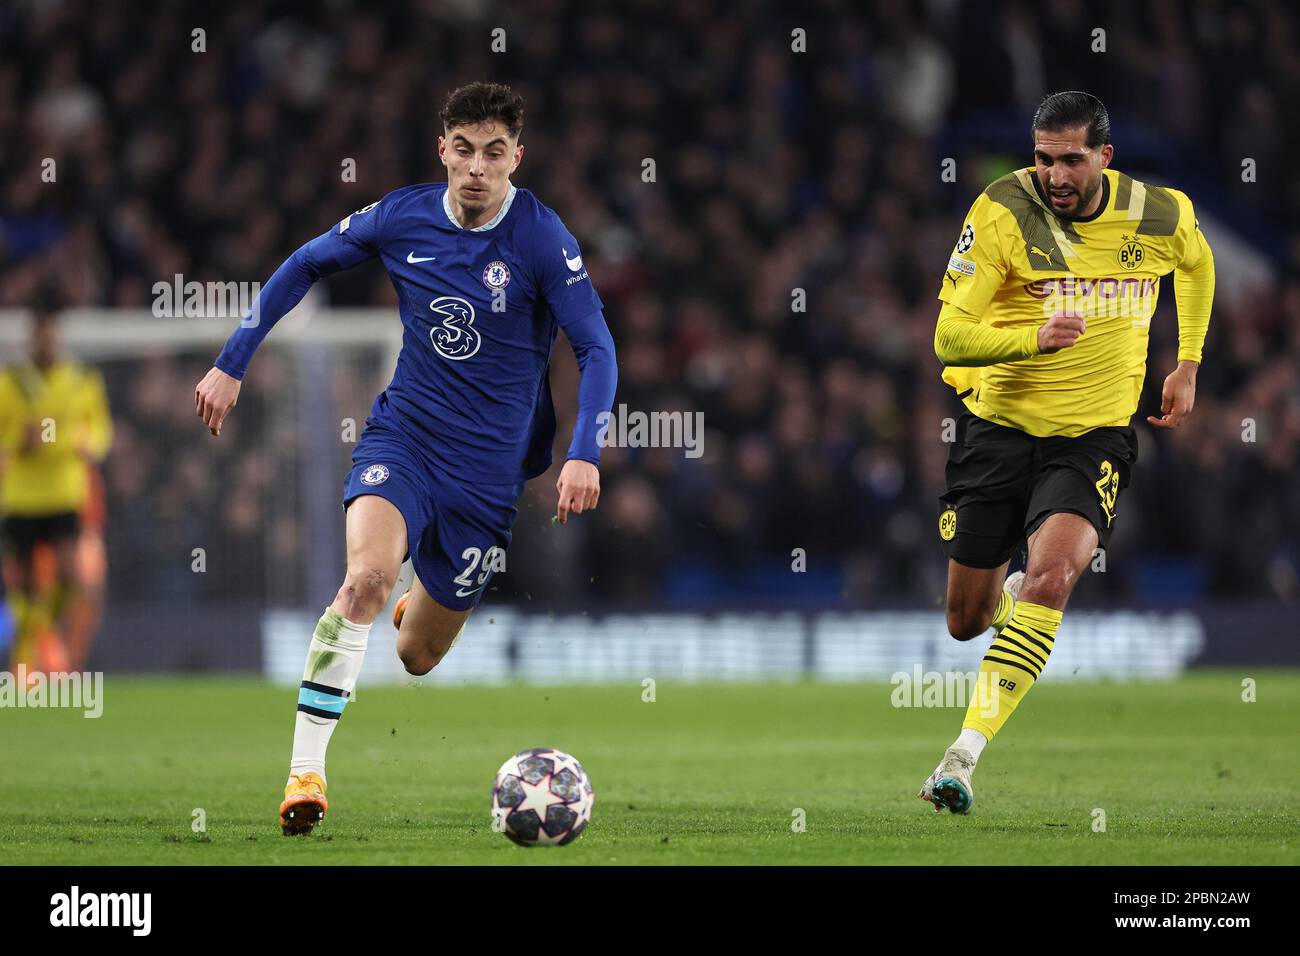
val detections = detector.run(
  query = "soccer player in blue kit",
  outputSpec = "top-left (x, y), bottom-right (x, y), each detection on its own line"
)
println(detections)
top-left (194, 83), bottom-right (618, 835)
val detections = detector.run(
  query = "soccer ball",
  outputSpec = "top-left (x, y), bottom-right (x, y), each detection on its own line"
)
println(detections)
top-left (491, 748), bottom-right (594, 846)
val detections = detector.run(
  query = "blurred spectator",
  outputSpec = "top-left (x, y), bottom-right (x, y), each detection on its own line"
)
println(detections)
top-left (1, 0), bottom-right (1297, 609)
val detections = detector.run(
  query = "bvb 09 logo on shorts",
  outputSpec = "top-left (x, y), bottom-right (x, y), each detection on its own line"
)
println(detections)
top-left (1095, 460), bottom-right (1119, 527)
top-left (939, 508), bottom-right (957, 541)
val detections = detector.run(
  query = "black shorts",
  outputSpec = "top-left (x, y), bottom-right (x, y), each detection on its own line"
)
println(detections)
top-left (937, 411), bottom-right (1138, 569)
top-left (1, 512), bottom-right (81, 561)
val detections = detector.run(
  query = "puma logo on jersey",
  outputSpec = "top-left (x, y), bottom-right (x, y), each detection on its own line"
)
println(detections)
top-left (1030, 245), bottom-right (1055, 264)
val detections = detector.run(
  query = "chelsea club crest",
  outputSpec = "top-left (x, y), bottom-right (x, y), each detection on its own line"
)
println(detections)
top-left (360, 464), bottom-right (390, 486)
top-left (482, 260), bottom-right (511, 290)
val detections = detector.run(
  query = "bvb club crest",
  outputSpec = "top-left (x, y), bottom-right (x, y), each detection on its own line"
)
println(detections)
top-left (939, 508), bottom-right (957, 541)
top-left (1118, 236), bottom-right (1145, 271)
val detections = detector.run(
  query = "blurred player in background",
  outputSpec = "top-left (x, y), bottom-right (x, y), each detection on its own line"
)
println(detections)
top-left (919, 92), bottom-right (1214, 814)
top-left (0, 306), bottom-right (114, 674)
top-left (63, 457), bottom-right (109, 670)
top-left (195, 82), bottom-right (618, 835)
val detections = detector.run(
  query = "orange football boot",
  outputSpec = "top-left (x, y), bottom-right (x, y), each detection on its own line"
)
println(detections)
top-left (393, 589), bottom-right (411, 628)
top-left (280, 772), bottom-right (328, 835)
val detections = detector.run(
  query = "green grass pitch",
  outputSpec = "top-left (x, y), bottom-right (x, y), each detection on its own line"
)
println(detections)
top-left (0, 671), bottom-right (1294, 865)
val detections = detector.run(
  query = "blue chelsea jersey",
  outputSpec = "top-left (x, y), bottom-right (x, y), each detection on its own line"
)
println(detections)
top-left (331, 183), bottom-right (603, 482)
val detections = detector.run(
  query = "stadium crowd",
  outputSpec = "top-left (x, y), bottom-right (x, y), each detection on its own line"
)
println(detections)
top-left (2, 0), bottom-right (1298, 609)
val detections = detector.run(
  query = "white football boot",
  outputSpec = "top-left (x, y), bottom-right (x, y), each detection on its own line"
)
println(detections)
top-left (917, 747), bottom-right (976, 814)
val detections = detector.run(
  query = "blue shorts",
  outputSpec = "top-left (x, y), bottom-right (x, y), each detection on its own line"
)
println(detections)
top-left (342, 419), bottom-right (524, 612)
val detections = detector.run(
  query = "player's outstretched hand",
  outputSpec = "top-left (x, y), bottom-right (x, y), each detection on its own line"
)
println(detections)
top-left (1147, 362), bottom-right (1197, 430)
top-left (555, 459), bottom-right (600, 525)
top-left (195, 366), bottom-right (242, 437)
top-left (1037, 311), bottom-right (1086, 353)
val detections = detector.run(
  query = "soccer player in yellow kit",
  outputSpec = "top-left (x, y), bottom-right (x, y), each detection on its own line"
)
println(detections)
top-left (918, 92), bottom-right (1214, 814)
top-left (0, 309), bottom-right (113, 672)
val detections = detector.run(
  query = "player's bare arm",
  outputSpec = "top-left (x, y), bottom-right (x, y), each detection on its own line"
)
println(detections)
top-left (555, 459), bottom-right (600, 525)
top-left (1147, 359), bottom-right (1198, 429)
top-left (195, 365), bottom-right (242, 437)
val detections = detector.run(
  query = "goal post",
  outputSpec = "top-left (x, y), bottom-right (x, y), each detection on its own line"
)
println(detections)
top-left (2, 305), bottom-right (405, 669)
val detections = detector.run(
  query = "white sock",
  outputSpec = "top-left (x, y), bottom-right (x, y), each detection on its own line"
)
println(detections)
top-left (953, 727), bottom-right (989, 763)
top-left (289, 607), bottom-right (371, 782)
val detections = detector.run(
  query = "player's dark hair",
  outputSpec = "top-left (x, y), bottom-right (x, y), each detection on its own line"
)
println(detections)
top-left (1031, 91), bottom-right (1110, 148)
top-left (440, 82), bottom-right (524, 140)
top-left (31, 286), bottom-right (60, 324)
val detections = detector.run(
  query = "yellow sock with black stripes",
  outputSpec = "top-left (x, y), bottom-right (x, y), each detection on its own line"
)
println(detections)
top-left (989, 589), bottom-right (1014, 630)
top-left (962, 600), bottom-right (1062, 741)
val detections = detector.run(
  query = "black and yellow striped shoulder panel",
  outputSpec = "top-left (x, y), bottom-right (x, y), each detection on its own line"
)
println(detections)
top-left (983, 171), bottom-right (1068, 271)
top-left (1112, 171), bottom-right (1181, 236)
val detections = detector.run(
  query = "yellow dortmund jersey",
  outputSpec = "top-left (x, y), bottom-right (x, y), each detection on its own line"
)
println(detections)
top-left (0, 361), bottom-right (113, 516)
top-left (935, 166), bottom-right (1214, 437)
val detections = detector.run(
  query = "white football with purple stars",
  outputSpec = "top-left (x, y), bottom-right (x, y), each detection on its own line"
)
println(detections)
top-left (491, 748), bottom-right (594, 846)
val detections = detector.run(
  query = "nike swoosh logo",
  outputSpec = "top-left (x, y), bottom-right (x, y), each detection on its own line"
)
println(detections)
top-left (407, 252), bottom-right (437, 264)
top-left (310, 696), bottom-right (342, 707)
top-left (562, 247), bottom-right (583, 271)
top-left (455, 584), bottom-right (487, 598)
